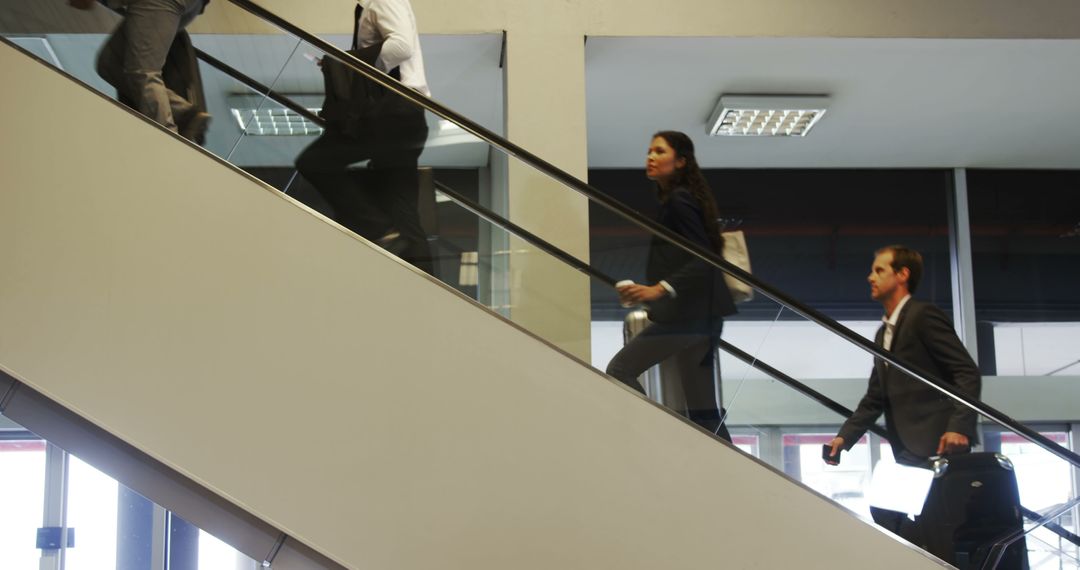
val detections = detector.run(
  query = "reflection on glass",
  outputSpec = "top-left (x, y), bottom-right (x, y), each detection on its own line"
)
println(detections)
top-left (0, 439), bottom-right (46, 569)
top-left (1025, 529), bottom-right (1080, 570)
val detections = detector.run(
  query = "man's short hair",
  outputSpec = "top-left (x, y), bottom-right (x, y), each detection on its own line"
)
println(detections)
top-left (876, 245), bottom-right (924, 294)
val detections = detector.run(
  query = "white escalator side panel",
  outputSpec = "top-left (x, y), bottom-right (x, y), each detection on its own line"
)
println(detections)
top-left (0, 43), bottom-right (948, 570)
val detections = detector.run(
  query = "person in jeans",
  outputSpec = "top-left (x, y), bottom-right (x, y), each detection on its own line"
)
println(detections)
top-left (296, 0), bottom-right (432, 275)
top-left (606, 131), bottom-right (737, 442)
top-left (69, 0), bottom-right (211, 140)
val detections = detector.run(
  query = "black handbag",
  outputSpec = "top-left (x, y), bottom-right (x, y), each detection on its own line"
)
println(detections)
top-left (318, 4), bottom-right (407, 140)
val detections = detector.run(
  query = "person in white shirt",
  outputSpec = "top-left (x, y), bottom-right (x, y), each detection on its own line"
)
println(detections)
top-left (296, 0), bottom-right (433, 274)
top-left (356, 0), bottom-right (429, 97)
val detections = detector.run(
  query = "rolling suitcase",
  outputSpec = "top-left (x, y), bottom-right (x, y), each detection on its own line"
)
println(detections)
top-left (917, 452), bottom-right (1028, 569)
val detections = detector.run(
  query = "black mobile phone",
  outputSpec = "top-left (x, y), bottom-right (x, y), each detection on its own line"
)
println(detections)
top-left (822, 443), bottom-right (842, 465)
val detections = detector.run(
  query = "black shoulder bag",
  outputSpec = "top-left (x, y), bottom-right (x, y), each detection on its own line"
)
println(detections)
top-left (318, 4), bottom-right (405, 140)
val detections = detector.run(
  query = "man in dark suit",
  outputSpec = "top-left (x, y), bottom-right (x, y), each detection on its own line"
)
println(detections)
top-left (825, 245), bottom-right (982, 535)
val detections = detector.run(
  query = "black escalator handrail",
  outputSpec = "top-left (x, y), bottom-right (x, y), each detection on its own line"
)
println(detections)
top-left (433, 182), bottom-right (617, 288)
top-left (430, 181), bottom-right (1080, 550)
top-left (437, 175), bottom-right (889, 438)
top-left (190, 31), bottom-right (610, 289)
top-left (982, 496), bottom-right (1080, 569)
top-left (1021, 506), bottom-right (1080, 549)
top-left (715, 339), bottom-right (890, 441)
top-left (223, 0), bottom-right (1080, 472)
top-left (7, 23), bottom-right (1075, 550)
top-left (139, 39), bottom-right (1080, 542)
top-left (434, 178), bottom-right (1080, 550)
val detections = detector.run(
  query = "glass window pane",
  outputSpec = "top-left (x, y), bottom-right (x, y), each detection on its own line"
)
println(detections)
top-left (968, 170), bottom-right (1080, 377)
top-left (784, 433), bottom-right (873, 517)
top-left (999, 431), bottom-right (1072, 512)
top-left (65, 455), bottom-right (119, 570)
top-left (732, 434), bottom-right (759, 457)
top-left (199, 529), bottom-right (258, 570)
top-left (0, 439), bottom-right (46, 569)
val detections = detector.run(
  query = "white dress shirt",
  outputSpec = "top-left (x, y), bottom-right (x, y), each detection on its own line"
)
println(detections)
top-left (356, 0), bottom-right (431, 97)
top-left (882, 294), bottom-right (912, 351)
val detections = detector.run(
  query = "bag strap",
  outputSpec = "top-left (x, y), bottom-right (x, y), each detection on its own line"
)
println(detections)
top-left (351, 3), bottom-right (363, 50)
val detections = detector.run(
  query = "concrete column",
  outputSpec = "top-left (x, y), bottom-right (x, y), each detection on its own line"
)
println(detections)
top-left (502, 5), bottom-right (592, 360)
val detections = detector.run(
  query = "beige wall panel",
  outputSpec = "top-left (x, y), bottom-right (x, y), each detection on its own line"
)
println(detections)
top-left (192, 0), bottom-right (1080, 38)
top-left (499, 4), bottom-right (592, 360)
top-left (582, 0), bottom-right (1080, 38)
top-left (7, 0), bottom-right (1080, 37)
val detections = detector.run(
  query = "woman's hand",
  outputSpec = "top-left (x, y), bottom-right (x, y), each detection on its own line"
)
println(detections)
top-left (617, 283), bottom-right (668, 305)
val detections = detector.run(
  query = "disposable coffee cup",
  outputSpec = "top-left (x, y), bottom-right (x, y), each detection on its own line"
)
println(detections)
top-left (615, 280), bottom-right (636, 308)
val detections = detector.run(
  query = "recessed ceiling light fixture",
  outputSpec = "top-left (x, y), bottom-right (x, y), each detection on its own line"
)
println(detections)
top-left (707, 95), bottom-right (829, 137)
top-left (230, 107), bottom-right (324, 136)
top-left (227, 94), bottom-right (325, 136)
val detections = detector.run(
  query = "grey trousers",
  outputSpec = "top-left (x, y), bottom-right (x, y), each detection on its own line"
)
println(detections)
top-left (606, 321), bottom-right (732, 442)
top-left (96, 0), bottom-right (204, 132)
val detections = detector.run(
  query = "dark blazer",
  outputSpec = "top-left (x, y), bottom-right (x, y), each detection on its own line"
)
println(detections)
top-left (838, 299), bottom-right (982, 465)
top-left (644, 187), bottom-right (737, 326)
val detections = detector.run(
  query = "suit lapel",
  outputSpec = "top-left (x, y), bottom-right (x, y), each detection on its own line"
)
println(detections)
top-left (875, 300), bottom-right (913, 382)
top-left (874, 324), bottom-right (887, 379)
top-left (890, 300), bottom-right (914, 352)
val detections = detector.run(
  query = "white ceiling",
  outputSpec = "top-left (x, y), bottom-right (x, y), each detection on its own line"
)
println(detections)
top-left (12, 26), bottom-right (1080, 171)
top-left (585, 36), bottom-right (1080, 169)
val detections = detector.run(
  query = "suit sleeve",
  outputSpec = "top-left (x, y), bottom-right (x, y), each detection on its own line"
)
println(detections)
top-left (837, 365), bottom-right (886, 450)
top-left (661, 190), bottom-right (714, 294)
top-left (917, 305), bottom-right (982, 438)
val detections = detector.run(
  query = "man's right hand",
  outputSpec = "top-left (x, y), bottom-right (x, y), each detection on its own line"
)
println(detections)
top-left (68, 0), bottom-right (96, 10)
top-left (825, 436), bottom-right (845, 464)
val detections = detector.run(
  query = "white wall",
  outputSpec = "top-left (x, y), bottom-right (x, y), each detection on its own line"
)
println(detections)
top-left (0, 43), bottom-right (951, 569)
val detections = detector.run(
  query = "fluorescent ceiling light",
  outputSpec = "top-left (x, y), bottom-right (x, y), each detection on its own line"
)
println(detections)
top-left (225, 95), bottom-right (482, 148)
top-left (230, 107), bottom-right (323, 136)
top-left (707, 95), bottom-right (829, 137)
top-left (227, 93), bottom-right (325, 137)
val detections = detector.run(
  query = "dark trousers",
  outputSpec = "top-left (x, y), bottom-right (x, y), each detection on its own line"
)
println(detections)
top-left (871, 506), bottom-right (922, 543)
top-left (606, 321), bottom-right (731, 442)
top-left (296, 108), bottom-right (432, 274)
top-left (96, 0), bottom-right (205, 133)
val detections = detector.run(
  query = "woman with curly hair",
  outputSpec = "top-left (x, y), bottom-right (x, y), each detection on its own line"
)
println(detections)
top-left (606, 130), bottom-right (738, 442)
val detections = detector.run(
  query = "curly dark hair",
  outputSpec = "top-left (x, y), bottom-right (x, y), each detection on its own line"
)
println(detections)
top-left (651, 130), bottom-right (723, 253)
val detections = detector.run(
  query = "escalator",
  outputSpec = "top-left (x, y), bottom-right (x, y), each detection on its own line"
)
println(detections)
top-left (2, 1), bottom-right (1078, 568)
